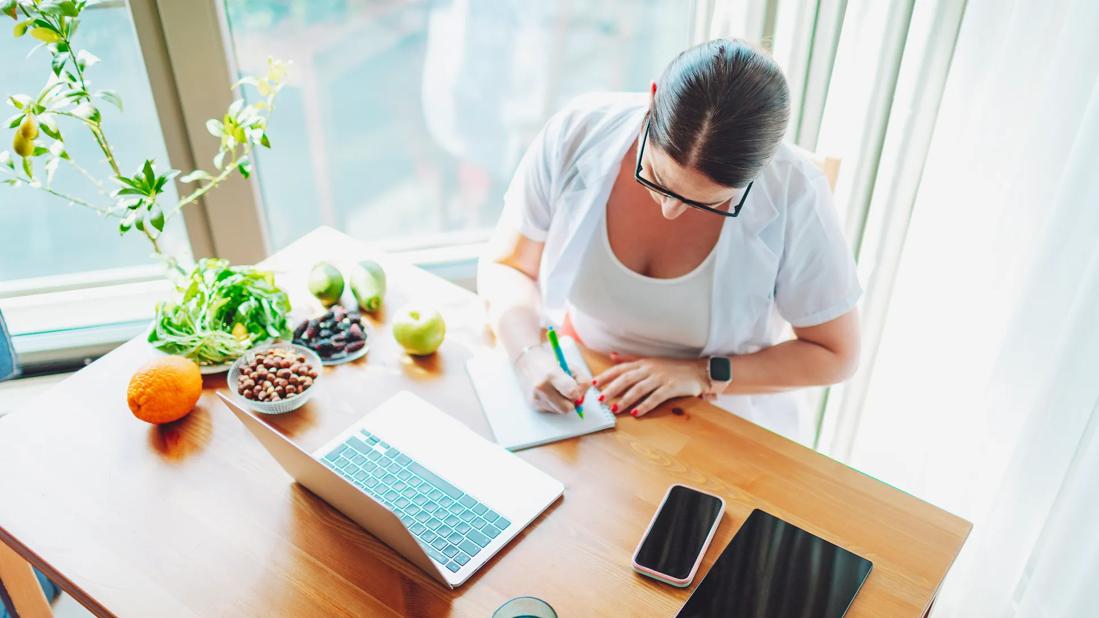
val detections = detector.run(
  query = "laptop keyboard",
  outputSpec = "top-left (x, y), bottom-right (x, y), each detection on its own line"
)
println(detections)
top-left (321, 429), bottom-right (511, 574)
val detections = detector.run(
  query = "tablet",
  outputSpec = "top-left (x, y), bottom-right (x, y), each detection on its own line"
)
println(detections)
top-left (676, 509), bottom-right (873, 618)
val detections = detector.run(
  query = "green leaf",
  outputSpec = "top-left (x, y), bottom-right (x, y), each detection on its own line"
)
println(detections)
top-left (134, 215), bottom-right (145, 232)
top-left (58, 1), bottom-right (81, 17)
top-left (8, 94), bottom-right (29, 109)
top-left (237, 157), bottom-right (251, 179)
top-left (179, 169), bottom-right (213, 183)
top-left (260, 133), bottom-right (270, 148)
top-left (35, 79), bottom-right (67, 105)
top-left (95, 89), bottom-right (122, 111)
top-left (75, 49), bottom-right (99, 70)
top-left (118, 219), bottom-right (131, 235)
top-left (13, 20), bottom-right (29, 37)
top-left (153, 169), bottom-right (178, 192)
top-left (30, 27), bottom-right (63, 43)
top-left (55, 40), bottom-right (69, 53)
top-left (39, 121), bottom-right (61, 142)
top-left (72, 102), bottom-right (100, 123)
top-left (2, 0), bottom-right (18, 21)
top-left (31, 146), bottom-right (49, 157)
top-left (7, 114), bottom-right (23, 129)
top-left (111, 174), bottom-right (142, 189)
top-left (142, 159), bottom-right (155, 187)
top-left (150, 208), bottom-right (165, 232)
top-left (22, 156), bottom-right (32, 178)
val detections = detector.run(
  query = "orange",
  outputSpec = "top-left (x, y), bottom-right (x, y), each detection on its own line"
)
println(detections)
top-left (127, 355), bottom-right (203, 424)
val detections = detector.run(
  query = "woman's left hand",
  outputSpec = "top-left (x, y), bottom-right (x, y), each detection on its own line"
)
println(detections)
top-left (593, 356), bottom-right (709, 417)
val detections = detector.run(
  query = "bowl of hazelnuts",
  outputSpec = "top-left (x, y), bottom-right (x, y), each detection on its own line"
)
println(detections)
top-left (228, 343), bottom-right (322, 414)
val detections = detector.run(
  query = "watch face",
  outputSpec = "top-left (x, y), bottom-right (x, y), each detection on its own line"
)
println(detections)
top-left (709, 357), bottom-right (731, 382)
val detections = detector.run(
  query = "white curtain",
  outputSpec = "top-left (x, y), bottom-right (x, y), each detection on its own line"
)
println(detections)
top-left (835, 0), bottom-right (1099, 615)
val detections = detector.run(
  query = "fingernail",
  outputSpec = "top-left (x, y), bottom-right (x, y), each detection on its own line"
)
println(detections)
top-left (611, 403), bottom-right (619, 413)
top-left (591, 378), bottom-right (598, 386)
top-left (630, 409), bottom-right (638, 417)
top-left (598, 394), bottom-right (605, 402)
top-left (575, 399), bottom-right (583, 406)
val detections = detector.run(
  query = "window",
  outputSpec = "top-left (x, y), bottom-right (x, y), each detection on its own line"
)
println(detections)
top-left (0, 2), bottom-right (191, 370)
top-left (221, 0), bottom-right (693, 252)
top-left (0, 2), bottom-right (190, 284)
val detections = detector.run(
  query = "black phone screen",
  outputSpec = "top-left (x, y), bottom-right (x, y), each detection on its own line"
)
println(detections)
top-left (634, 486), bottom-right (724, 580)
top-left (677, 509), bottom-right (874, 618)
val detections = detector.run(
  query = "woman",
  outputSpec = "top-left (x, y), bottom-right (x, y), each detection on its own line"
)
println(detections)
top-left (477, 39), bottom-right (861, 443)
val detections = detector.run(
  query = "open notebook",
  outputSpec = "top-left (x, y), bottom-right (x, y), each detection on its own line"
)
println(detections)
top-left (466, 336), bottom-right (615, 451)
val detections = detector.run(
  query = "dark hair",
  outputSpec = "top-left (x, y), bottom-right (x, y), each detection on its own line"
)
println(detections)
top-left (650, 39), bottom-right (790, 188)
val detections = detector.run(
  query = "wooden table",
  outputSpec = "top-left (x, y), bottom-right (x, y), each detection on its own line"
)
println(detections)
top-left (0, 228), bottom-right (970, 617)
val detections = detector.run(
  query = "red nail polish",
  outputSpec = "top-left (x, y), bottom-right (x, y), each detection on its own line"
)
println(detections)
top-left (598, 394), bottom-right (605, 402)
top-left (611, 403), bottom-right (618, 413)
top-left (630, 410), bottom-right (638, 417)
top-left (575, 399), bottom-right (583, 406)
top-left (591, 378), bottom-right (598, 386)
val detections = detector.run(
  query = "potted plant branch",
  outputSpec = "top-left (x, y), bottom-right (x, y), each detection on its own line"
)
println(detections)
top-left (2, 0), bottom-right (294, 367)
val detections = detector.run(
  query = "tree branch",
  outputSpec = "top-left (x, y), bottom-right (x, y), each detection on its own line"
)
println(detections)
top-left (1, 166), bottom-right (120, 217)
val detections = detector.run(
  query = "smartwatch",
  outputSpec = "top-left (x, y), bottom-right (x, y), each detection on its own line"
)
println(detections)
top-left (706, 356), bottom-right (733, 396)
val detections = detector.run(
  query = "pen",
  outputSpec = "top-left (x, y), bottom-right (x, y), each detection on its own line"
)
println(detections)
top-left (546, 326), bottom-right (583, 418)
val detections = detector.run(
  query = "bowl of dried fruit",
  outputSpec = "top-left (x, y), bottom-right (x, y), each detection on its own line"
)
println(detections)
top-left (291, 304), bottom-right (369, 365)
top-left (228, 343), bottom-right (322, 414)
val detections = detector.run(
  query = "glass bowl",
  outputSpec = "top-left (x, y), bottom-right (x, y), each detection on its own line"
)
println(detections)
top-left (227, 343), bottom-right (323, 415)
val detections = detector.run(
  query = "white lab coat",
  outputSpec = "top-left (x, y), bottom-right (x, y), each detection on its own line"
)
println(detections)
top-left (500, 92), bottom-right (861, 444)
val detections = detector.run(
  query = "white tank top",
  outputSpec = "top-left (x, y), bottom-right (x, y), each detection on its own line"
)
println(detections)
top-left (567, 212), bottom-right (715, 359)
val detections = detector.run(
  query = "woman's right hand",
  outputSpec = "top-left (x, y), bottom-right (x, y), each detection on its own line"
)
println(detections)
top-left (514, 345), bottom-right (588, 414)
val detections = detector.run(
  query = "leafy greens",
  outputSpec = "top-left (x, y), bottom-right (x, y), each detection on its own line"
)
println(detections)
top-left (148, 258), bottom-right (291, 365)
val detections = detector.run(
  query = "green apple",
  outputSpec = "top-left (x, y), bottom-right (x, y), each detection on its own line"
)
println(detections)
top-left (392, 306), bottom-right (446, 356)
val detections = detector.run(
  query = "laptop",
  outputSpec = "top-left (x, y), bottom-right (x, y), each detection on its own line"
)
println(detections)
top-left (217, 390), bottom-right (564, 588)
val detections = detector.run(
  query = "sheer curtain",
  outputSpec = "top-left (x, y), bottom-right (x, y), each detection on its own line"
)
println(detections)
top-left (832, 0), bottom-right (1099, 614)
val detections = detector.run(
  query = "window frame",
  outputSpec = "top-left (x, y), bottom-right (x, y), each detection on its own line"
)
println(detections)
top-left (2, 0), bottom-right (731, 375)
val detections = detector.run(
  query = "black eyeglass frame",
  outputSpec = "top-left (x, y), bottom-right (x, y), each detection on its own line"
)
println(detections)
top-left (634, 119), bottom-right (752, 218)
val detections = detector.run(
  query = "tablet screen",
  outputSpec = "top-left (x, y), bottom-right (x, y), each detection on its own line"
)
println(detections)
top-left (677, 509), bottom-right (873, 618)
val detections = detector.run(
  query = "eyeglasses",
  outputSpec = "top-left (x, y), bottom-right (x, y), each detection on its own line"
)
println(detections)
top-left (634, 119), bottom-right (752, 218)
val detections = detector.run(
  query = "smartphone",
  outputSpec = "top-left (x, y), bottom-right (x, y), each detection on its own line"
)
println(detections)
top-left (631, 484), bottom-right (725, 587)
